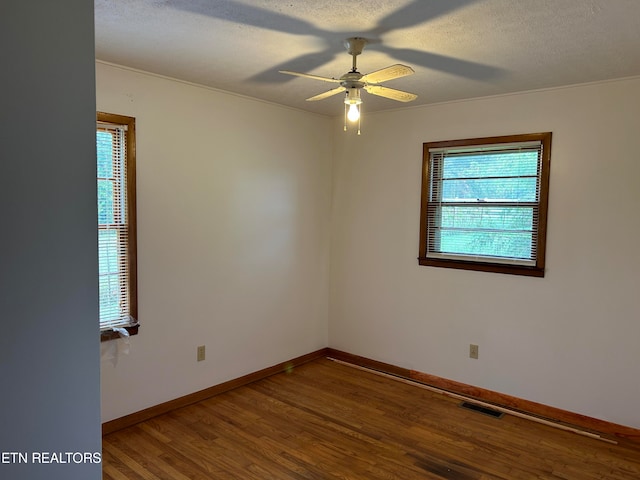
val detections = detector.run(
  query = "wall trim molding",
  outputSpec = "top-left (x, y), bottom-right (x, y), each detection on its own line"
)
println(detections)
top-left (326, 348), bottom-right (640, 442)
top-left (103, 347), bottom-right (640, 442)
top-left (102, 348), bottom-right (329, 435)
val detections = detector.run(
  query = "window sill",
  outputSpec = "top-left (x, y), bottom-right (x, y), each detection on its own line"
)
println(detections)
top-left (100, 324), bottom-right (139, 342)
top-left (418, 257), bottom-right (545, 277)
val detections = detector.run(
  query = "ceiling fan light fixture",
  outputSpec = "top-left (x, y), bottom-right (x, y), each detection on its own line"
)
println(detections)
top-left (344, 87), bottom-right (362, 106)
top-left (343, 88), bottom-right (362, 134)
top-left (344, 88), bottom-right (362, 122)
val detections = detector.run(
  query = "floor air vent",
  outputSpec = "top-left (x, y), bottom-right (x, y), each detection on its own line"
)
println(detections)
top-left (460, 401), bottom-right (504, 419)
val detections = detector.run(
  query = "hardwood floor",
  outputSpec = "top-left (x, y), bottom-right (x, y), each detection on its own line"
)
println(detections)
top-left (103, 358), bottom-right (640, 479)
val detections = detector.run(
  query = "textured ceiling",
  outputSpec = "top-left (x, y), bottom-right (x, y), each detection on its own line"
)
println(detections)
top-left (95, 0), bottom-right (640, 116)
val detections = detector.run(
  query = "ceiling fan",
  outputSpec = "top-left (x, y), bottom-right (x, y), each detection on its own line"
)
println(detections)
top-left (279, 37), bottom-right (417, 133)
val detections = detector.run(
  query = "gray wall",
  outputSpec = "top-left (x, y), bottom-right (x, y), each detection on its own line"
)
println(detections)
top-left (0, 2), bottom-right (101, 479)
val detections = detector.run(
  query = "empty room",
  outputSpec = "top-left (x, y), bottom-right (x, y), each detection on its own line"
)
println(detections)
top-left (2, 1), bottom-right (640, 479)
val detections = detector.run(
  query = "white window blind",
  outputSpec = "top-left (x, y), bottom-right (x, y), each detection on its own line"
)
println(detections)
top-left (97, 120), bottom-right (134, 330)
top-left (422, 134), bottom-right (551, 274)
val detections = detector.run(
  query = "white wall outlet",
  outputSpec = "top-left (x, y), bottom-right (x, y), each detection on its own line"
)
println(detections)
top-left (197, 345), bottom-right (206, 362)
top-left (470, 344), bottom-right (479, 359)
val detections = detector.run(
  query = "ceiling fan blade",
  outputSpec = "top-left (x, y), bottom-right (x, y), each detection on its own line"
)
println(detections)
top-left (306, 87), bottom-right (346, 102)
top-left (279, 70), bottom-right (341, 83)
top-left (361, 64), bottom-right (415, 84)
top-left (364, 85), bottom-right (417, 102)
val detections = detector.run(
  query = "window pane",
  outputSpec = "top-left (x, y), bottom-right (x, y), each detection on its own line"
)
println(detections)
top-left (98, 230), bottom-right (119, 275)
top-left (440, 206), bottom-right (534, 231)
top-left (99, 274), bottom-right (122, 322)
top-left (439, 229), bottom-right (533, 260)
top-left (97, 179), bottom-right (114, 224)
top-left (435, 206), bottom-right (534, 260)
top-left (97, 131), bottom-right (113, 178)
top-left (443, 151), bottom-right (538, 179)
top-left (441, 177), bottom-right (538, 202)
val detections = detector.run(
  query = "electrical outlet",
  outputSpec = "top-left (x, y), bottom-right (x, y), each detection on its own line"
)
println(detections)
top-left (469, 344), bottom-right (479, 359)
top-left (197, 345), bottom-right (206, 362)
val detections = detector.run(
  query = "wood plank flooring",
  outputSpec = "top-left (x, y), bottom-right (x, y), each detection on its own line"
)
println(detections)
top-left (103, 358), bottom-right (640, 479)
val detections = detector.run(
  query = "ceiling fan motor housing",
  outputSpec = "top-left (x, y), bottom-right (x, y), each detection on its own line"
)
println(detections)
top-left (340, 71), bottom-right (365, 90)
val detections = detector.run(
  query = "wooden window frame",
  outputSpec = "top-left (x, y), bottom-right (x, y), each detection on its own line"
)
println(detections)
top-left (418, 132), bottom-right (552, 277)
top-left (97, 112), bottom-right (138, 341)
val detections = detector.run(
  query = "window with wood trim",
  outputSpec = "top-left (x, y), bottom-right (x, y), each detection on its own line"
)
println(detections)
top-left (97, 112), bottom-right (138, 340)
top-left (419, 133), bottom-right (551, 277)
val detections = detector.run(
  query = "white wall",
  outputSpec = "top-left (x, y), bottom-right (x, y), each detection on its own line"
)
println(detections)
top-left (97, 63), bottom-right (332, 422)
top-left (98, 61), bottom-right (640, 429)
top-left (1, 2), bottom-right (101, 479)
top-left (330, 77), bottom-right (640, 428)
